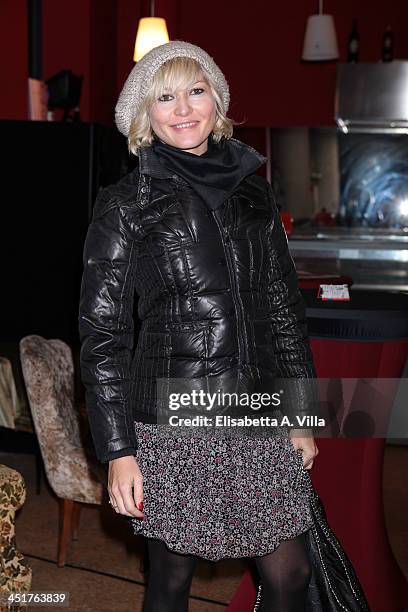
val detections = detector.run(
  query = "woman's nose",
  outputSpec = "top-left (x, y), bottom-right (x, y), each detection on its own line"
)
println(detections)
top-left (175, 93), bottom-right (192, 116)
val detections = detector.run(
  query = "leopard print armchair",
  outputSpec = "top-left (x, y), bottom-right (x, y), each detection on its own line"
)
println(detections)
top-left (0, 464), bottom-right (32, 611)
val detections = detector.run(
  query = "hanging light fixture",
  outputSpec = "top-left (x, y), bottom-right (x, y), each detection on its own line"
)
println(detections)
top-left (134, 0), bottom-right (169, 62)
top-left (302, 0), bottom-right (339, 61)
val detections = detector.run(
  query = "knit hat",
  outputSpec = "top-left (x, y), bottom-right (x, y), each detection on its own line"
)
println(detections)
top-left (115, 40), bottom-right (230, 138)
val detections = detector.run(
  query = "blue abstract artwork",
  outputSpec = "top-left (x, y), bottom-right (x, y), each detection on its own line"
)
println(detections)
top-left (339, 133), bottom-right (408, 228)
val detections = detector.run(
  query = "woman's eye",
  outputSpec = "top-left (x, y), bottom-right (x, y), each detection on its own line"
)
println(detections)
top-left (191, 88), bottom-right (204, 95)
top-left (158, 93), bottom-right (173, 102)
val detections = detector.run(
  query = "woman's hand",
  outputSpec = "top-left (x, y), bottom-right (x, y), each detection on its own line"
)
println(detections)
top-left (108, 456), bottom-right (144, 518)
top-left (289, 429), bottom-right (319, 470)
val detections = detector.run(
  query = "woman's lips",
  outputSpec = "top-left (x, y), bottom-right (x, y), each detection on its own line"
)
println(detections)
top-left (171, 121), bottom-right (199, 131)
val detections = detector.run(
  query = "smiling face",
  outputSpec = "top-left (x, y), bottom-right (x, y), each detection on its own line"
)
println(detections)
top-left (148, 69), bottom-right (217, 156)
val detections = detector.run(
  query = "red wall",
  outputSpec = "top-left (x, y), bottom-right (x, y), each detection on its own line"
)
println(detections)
top-left (1, 0), bottom-right (408, 126)
top-left (0, 1), bottom-right (28, 120)
top-left (42, 0), bottom-right (92, 120)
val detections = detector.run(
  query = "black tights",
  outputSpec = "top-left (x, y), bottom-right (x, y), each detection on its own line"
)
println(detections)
top-left (142, 538), bottom-right (198, 612)
top-left (142, 532), bottom-right (311, 612)
top-left (254, 531), bottom-right (311, 611)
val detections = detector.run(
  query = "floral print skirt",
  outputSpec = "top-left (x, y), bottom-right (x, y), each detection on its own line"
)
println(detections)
top-left (130, 421), bottom-right (314, 562)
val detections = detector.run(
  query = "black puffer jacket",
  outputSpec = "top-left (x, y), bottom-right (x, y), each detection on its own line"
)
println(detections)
top-left (78, 138), bottom-right (316, 464)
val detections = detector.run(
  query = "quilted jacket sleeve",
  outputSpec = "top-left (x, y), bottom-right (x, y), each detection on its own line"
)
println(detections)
top-left (264, 182), bottom-right (319, 427)
top-left (78, 189), bottom-right (139, 464)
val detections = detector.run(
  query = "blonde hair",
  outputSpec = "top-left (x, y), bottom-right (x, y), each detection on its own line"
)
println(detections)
top-left (128, 56), bottom-right (236, 156)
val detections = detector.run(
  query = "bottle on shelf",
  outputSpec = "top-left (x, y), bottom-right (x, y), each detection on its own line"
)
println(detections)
top-left (381, 25), bottom-right (394, 62)
top-left (347, 18), bottom-right (359, 63)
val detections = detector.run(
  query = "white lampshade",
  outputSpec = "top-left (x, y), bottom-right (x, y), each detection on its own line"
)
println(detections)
top-left (134, 17), bottom-right (169, 62)
top-left (302, 14), bottom-right (339, 61)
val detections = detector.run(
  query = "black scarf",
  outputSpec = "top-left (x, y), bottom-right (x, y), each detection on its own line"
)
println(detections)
top-left (151, 133), bottom-right (266, 210)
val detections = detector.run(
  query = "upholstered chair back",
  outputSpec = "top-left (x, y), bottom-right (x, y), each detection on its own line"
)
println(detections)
top-left (20, 336), bottom-right (102, 504)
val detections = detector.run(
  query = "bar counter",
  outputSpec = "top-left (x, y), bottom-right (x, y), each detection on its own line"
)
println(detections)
top-left (289, 227), bottom-right (408, 292)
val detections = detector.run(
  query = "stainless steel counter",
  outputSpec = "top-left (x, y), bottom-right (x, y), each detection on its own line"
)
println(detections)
top-left (288, 227), bottom-right (408, 291)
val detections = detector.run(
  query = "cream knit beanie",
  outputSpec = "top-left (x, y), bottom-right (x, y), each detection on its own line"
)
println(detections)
top-left (115, 40), bottom-right (230, 137)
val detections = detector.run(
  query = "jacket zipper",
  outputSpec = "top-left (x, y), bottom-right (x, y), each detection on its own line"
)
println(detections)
top-left (212, 206), bottom-right (249, 369)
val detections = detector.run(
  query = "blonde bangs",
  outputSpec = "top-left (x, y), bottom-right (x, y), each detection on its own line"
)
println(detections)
top-left (148, 57), bottom-right (205, 104)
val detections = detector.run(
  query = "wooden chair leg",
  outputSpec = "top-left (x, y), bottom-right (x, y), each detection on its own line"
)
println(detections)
top-left (71, 502), bottom-right (81, 541)
top-left (58, 498), bottom-right (74, 567)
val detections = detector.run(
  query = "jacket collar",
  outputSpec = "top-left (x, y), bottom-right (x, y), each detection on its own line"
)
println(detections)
top-left (138, 143), bottom-right (174, 179)
top-left (137, 137), bottom-right (267, 181)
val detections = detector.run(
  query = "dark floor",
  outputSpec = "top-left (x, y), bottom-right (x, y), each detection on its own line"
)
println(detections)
top-left (1, 443), bottom-right (407, 611)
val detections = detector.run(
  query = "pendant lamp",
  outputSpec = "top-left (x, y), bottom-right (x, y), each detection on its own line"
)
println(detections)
top-left (134, 0), bottom-right (169, 62)
top-left (302, 0), bottom-right (339, 61)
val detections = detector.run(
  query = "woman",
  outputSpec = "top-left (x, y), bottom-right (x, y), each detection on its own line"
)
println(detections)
top-left (79, 40), bottom-right (319, 612)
